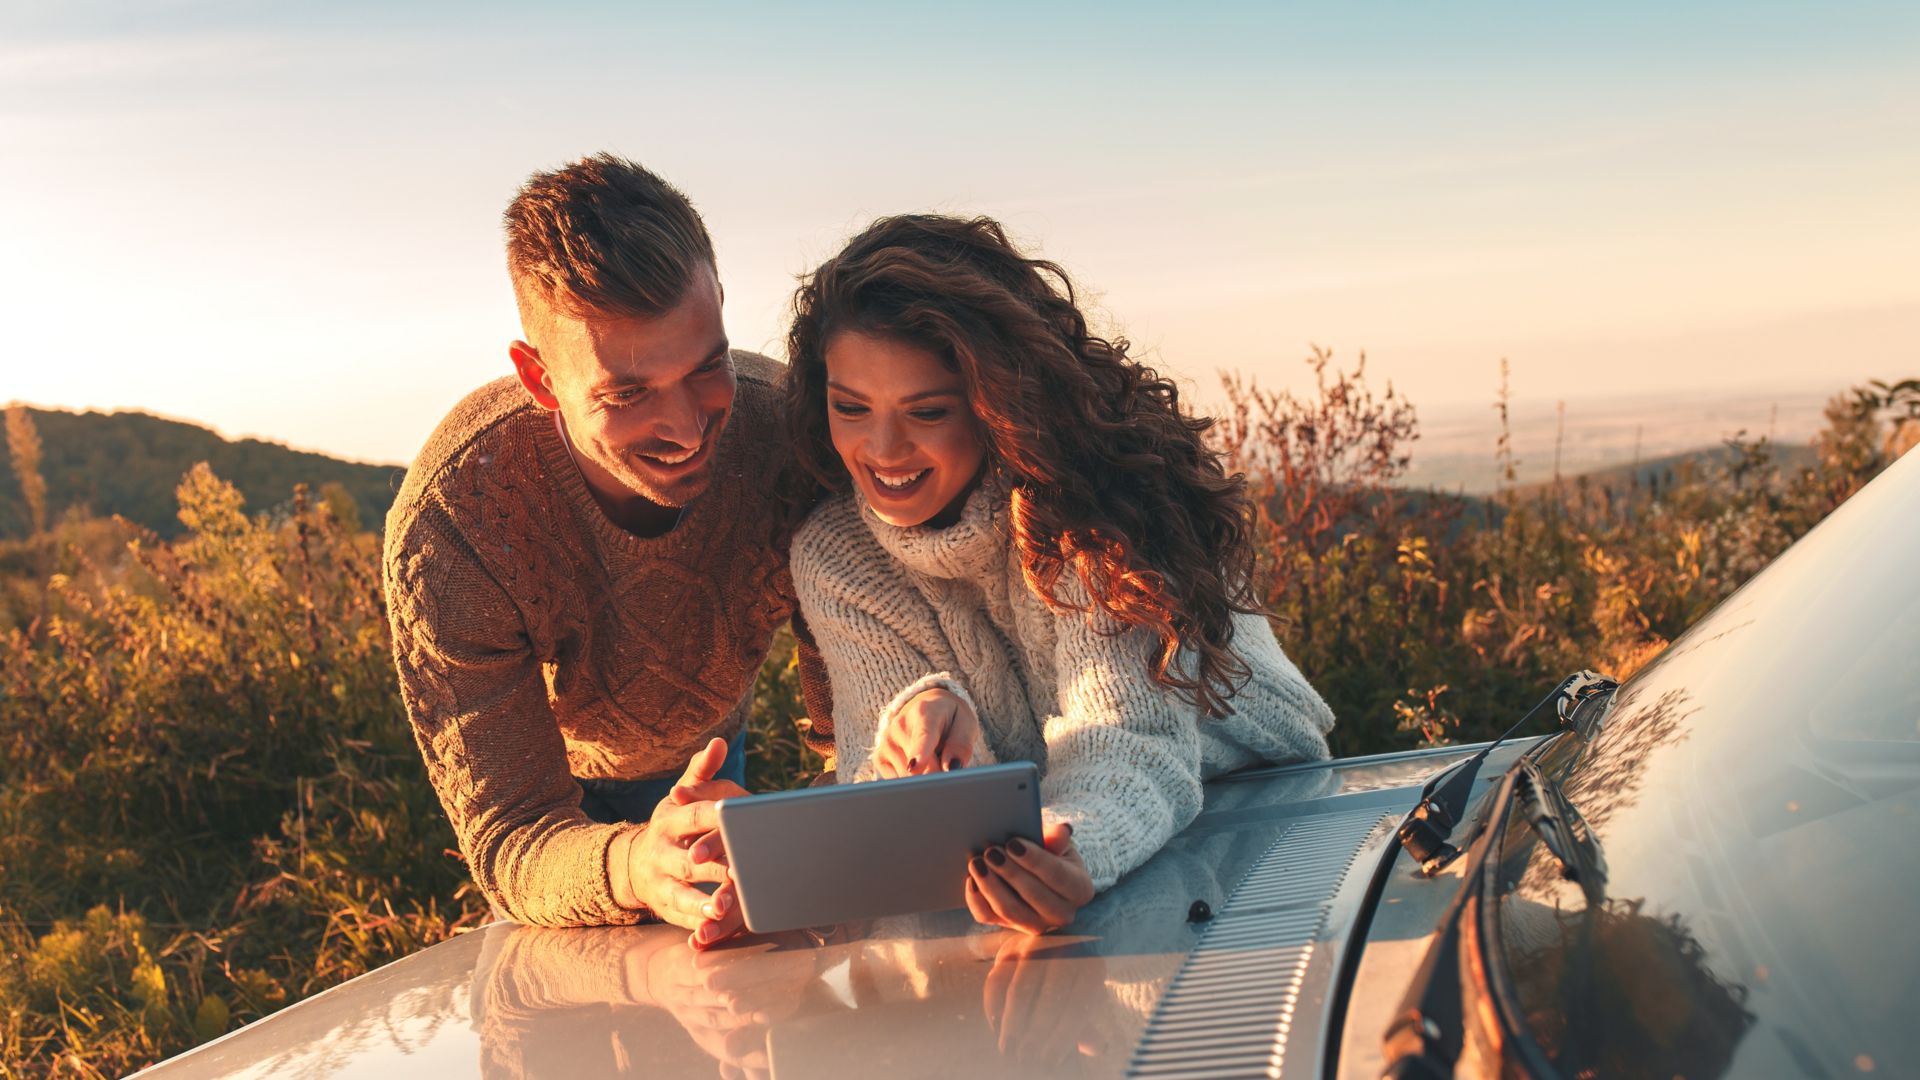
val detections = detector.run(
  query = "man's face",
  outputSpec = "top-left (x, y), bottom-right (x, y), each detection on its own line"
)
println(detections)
top-left (512, 269), bottom-right (736, 515)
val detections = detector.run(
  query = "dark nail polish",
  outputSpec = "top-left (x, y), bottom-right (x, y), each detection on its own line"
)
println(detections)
top-left (971, 856), bottom-right (986, 875)
top-left (1007, 838), bottom-right (1027, 857)
top-left (986, 847), bottom-right (1006, 866)
top-left (908, 757), bottom-right (919, 772)
top-left (947, 757), bottom-right (961, 771)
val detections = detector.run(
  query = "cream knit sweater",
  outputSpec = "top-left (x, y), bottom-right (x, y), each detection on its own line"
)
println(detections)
top-left (791, 477), bottom-right (1335, 892)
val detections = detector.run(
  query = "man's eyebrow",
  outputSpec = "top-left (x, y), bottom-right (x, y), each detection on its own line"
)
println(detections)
top-left (592, 339), bottom-right (730, 393)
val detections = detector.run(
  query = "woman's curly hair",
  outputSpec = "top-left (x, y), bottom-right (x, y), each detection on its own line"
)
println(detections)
top-left (785, 214), bottom-right (1260, 717)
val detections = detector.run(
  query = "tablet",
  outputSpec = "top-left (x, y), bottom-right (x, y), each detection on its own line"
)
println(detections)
top-left (716, 762), bottom-right (1042, 933)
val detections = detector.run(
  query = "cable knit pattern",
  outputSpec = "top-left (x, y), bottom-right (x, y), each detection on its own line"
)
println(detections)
top-left (793, 476), bottom-right (1336, 892)
top-left (383, 353), bottom-right (799, 927)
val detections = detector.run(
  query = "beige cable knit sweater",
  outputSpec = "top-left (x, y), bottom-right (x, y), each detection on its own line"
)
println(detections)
top-left (792, 477), bottom-right (1335, 892)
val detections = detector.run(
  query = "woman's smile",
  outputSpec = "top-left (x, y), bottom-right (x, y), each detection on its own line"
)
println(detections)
top-left (867, 465), bottom-right (932, 496)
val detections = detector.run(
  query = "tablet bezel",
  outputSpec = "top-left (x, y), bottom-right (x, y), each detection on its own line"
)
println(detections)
top-left (717, 762), bottom-right (1043, 933)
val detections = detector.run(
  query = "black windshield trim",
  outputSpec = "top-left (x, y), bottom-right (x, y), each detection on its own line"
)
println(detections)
top-left (1471, 736), bottom-right (1573, 1079)
top-left (1382, 732), bottom-right (1572, 1077)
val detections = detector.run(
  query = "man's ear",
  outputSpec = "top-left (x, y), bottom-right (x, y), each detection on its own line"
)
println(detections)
top-left (509, 341), bottom-right (562, 411)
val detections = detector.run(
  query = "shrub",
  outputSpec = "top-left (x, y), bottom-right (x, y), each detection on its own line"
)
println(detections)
top-left (0, 467), bottom-right (488, 1077)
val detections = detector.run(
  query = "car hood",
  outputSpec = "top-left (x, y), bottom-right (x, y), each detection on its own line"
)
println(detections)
top-left (136, 744), bottom-right (1510, 1080)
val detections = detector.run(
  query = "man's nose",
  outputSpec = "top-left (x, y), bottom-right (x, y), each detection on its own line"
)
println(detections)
top-left (651, 384), bottom-right (707, 447)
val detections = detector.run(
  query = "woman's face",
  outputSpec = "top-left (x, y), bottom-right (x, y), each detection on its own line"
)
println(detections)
top-left (823, 331), bottom-right (989, 528)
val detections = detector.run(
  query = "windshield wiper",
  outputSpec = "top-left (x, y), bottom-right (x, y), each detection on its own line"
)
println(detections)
top-left (1395, 670), bottom-right (1617, 875)
top-left (1515, 758), bottom-right (1608, 903)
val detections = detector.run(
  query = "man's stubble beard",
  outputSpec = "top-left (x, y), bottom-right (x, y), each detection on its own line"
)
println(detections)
top-left (610, 455), bottom-right (710, 509)
top-left (602, 413), bottom-right (730, 510)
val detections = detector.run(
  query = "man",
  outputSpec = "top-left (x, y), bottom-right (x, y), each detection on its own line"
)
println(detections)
top-left (383, 154), bottom-right (826, 943)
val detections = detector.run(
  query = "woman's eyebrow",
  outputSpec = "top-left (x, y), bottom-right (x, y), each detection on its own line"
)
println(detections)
top-left (899, 388), bottom-right (964, 404)
top-left (826, 381), bottom-right (964, 402)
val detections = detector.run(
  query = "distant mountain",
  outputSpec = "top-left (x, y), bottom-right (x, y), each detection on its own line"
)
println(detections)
top-left (1507, 441), bottom-right (1817, 498)
top-left (0, 407), bottom-right (406, 539)
top-left (1401, 390), bottom-right (1829, 493)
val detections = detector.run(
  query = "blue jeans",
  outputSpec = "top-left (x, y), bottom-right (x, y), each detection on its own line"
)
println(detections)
top-left (576, 727), bottom-right (748, 825)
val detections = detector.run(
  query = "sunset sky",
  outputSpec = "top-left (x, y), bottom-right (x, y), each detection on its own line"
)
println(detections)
top-left (4, 1), bottom-right (1916, 467)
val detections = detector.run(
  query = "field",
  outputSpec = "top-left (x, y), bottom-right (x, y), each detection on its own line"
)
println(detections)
top-left (1, 367), bottom-right (1914, 1077)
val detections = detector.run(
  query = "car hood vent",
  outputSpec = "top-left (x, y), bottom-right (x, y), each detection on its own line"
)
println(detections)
top-left (1127, 806), bottom-right (1394, 1079)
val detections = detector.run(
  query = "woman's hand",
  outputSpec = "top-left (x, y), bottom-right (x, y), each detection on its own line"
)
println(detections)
top-left (981, 933), bottom-right (1118, 1068)
top-left (876, 687), bottom-right (980, 778)
top-left (964, 822), bottom-right (1094, 934)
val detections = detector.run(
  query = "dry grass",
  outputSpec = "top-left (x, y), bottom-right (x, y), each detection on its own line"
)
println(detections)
top-left (0, 371), bottom-right (1911, 1076)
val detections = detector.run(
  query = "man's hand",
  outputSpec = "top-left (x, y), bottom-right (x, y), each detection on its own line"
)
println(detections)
top-left (964, 822), bottom-right (1095, 935)
top-left (632, 933), bottom-right (821, 1079)
top-left (613, 738), bottom-right (748, 938)
top-left (876, 687), bottom-right (980, 778)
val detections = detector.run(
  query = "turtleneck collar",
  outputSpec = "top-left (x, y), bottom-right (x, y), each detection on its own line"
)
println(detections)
top-left (857, 469), bottom-right (1011, 582)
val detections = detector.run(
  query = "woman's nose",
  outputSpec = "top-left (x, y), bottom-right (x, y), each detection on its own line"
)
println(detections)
top-left (868, 414), bottom-right (911, 463)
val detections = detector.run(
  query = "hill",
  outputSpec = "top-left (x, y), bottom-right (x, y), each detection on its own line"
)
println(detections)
top-left (0, 406), bottom-right (405, 539)
top-left (1399, 389), bottom-right (1829, 492)
top-left (1507, 441), bottom-right (1816, 499)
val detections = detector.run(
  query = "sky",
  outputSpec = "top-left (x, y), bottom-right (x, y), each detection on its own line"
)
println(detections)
top-left (3, 1), bottom-right (1916, 468)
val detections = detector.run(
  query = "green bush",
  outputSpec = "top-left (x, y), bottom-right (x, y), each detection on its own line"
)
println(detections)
top-left (0, 468), bottom-right (487, 1077)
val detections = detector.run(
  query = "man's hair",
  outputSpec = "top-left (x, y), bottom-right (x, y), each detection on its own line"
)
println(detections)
top-left (503, 153), bottom-right (716, 332)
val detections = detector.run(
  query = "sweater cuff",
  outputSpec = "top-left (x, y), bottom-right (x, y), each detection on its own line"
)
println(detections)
top-left (1043, 804), bottom-right (1123, 893)
top-left (591, 823), bottom-right (658, 927)
top-left (867, 673), bottom-right (998, 776)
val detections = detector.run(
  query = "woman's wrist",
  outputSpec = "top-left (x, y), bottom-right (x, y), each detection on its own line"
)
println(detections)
top-left (880, 672), bottom-right (975, 731)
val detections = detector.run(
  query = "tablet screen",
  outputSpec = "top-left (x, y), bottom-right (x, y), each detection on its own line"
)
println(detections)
top-left (718, 762), bottom-right (1042, 933)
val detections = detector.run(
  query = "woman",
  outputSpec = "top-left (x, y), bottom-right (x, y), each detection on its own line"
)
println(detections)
top-left (786, 214), bottom-right (1334, 935)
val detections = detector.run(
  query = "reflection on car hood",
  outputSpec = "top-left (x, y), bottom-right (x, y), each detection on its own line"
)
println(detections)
top-left (134, 745), bottom-right (1494, 1080)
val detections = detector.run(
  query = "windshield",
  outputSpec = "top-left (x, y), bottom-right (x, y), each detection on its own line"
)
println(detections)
top-left (1491, 454), bottom-right (1920, 1079)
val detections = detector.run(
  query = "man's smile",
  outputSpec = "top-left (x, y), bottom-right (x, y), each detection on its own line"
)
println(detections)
top-left (633, 429), bottom-right (715, 477)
